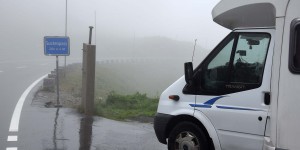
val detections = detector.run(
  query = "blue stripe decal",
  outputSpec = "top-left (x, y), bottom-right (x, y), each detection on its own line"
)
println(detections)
top-left (190, 96), bottom-right (225, 109)
top-left (189, 96), bottom-right (263, 111)
top-left (203, 96), bottom-right (225, 105)
top-left (189, 104), bottom-right (212, 108)
top-left (216, 105), bottom-right (263, 111)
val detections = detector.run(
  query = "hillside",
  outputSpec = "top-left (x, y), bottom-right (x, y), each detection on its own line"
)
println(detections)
top-left (62, 60), bottom-right (184, 100)
top-left (61, 36), bottom-right (212, 100)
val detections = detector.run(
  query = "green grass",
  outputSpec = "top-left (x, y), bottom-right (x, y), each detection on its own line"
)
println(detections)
top-left (60, 62), bottom-right (175, 121)
top-left (95, 92), bottom-right (159, 120)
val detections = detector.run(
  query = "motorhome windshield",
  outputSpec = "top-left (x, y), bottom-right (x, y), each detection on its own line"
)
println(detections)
top-left (201, 32), bottom-right (271, 94)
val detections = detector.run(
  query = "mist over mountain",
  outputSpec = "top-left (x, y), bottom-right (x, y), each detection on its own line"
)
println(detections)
top-left (96, 35), bottom-right (209, 63)
top-left (0, 33), bottom-right (210, 68)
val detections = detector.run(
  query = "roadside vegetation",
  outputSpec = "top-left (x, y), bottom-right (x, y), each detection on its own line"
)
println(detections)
top-left (95, 91), bottom-right (159, 121)
top-left (59, 61), bottom-right (182, 121)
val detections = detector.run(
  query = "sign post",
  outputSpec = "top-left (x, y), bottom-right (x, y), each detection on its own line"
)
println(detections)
top-left (44, 36), bottom-right (70, 107)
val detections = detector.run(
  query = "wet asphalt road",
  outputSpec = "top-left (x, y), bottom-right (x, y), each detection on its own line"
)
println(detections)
top-left (0, 59), bottom-right (167, 150)
top-left (0, 59), bottom-right (55, 150)
top-left (19, 106), bottom-right (166, 150)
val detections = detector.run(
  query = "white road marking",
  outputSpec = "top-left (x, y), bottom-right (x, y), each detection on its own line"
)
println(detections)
top-left (6, 148), bottom-right (18, 150)
top-left (7, 135), bottom-right (18, 141)
top-left (9, 74), bottom-right (47, 132)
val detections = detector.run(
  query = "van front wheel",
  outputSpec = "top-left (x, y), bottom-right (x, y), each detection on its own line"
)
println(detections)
top-left (168, 122), bottom-right (209, 150)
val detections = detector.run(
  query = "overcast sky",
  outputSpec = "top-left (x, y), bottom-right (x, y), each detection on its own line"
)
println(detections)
top-left (0, 0), bottom-right (229, 61)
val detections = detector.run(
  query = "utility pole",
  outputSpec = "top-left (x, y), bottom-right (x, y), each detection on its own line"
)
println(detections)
top-left (64, 0), bottom-right (68, 77)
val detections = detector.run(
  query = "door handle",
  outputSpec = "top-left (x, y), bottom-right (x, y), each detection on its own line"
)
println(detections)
top-left (264, 92), bottom-right (270, 105)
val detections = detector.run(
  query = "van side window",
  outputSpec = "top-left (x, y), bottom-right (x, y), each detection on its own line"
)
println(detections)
top-left (289, 19), bottom-right (300, 73)
top-left (201, 33), bottom-right (270, 95)
top-left (203, 38), bottom-right (234, 91)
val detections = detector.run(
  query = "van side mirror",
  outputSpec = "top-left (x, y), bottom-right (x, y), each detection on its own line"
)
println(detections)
top-left (184, 62), bottom-right (193, 85)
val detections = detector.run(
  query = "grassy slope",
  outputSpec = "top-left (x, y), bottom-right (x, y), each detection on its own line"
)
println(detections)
top-left (60, 60), bottom-right (183, 120)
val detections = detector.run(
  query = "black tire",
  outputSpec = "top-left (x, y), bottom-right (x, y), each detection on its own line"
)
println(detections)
top-left (168, 122), bottom-right (209, 150)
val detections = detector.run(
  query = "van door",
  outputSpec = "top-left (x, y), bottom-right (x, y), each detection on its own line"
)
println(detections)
top-left (188, 29), bottom-right (274, 150)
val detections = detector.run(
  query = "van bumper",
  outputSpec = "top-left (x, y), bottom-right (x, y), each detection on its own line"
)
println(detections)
top-left (154, 113), bottom-right (173, 144)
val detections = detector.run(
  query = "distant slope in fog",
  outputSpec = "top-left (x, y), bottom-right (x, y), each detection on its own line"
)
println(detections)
top-left (65, 60), bottom-right (186, 99)
top-left (97, 35), bottom-right (208, 62)
top-left (95, 61), bottom-right (185, 98)
top-left (63, 36), bottom-right (212, 98)
top-left (92, 36), bottom-right (210, 97)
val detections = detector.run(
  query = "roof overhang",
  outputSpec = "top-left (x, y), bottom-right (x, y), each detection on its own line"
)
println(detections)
top-left (212, 0), bottom-right (289, 30)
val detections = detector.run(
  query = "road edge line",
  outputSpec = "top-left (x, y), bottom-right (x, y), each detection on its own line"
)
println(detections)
top-left (8, 74), bottom-right (47, 132)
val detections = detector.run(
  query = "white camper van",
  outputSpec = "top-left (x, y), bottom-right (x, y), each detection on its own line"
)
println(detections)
top-left (154, 0), bottom-right (300, 150)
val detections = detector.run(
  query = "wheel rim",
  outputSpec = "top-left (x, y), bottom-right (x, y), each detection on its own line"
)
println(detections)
top-left (174, 131), bottom-right (200, 150)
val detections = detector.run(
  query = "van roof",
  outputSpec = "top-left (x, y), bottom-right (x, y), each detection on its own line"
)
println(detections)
top-left (212, 0), bottom-right (289, 30)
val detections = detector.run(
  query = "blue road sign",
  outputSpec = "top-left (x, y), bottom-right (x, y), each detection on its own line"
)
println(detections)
top-left (44, 36), bottom-right (70, 56)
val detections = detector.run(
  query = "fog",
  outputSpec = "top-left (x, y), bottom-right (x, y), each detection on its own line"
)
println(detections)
top-left (0, 0), bottom-right (229, 64)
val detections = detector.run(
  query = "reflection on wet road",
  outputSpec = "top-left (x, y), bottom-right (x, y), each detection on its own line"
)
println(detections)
top-left (52, 108), bottom-right (94, 150)
top-left (53, 108), bottom-right (58, 149)
top-left (19, 95), bottom-right (166, 150)
top-left (79, 116), bottom-right (93, 150)
top-left (53, 108), bottom-right (59, 150)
